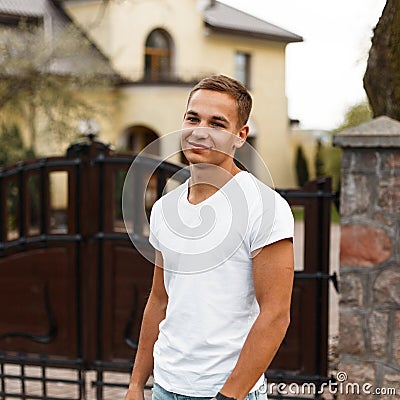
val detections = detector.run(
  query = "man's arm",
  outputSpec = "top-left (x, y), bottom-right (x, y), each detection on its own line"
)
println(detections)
top-left (219, 238), bottom-right (294, 400)
top-left (125, 250), bottom-right (168, 400)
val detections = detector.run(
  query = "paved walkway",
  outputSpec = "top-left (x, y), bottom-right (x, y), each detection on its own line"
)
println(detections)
top-left (1, 366), bottom-right (144, 400)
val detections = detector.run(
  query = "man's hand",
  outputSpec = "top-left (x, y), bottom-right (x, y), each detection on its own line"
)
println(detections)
top-left (125, 384), bottom-right (145, 400)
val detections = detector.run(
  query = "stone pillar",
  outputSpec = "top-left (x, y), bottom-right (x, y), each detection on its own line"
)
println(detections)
top-left (333, 116), bottom-right (400, 398)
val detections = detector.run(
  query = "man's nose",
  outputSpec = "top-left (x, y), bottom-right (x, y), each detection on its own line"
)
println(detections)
top-left (191, 127), bottom-right (210, 139)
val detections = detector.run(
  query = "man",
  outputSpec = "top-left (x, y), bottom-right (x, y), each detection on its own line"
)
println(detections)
top-left (125, 75), bottom-right (294, 400)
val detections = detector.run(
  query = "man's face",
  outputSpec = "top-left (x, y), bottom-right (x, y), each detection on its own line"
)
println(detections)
top-left (181, 89), bottom-right (247, 166)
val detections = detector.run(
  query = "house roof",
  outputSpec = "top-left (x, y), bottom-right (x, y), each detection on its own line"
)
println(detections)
top-left (53, 0), bottom-right (302, 44)
top-left (0, 0), bottom-right (44, 17)
top-left (0, 0), bottom-right (121, 79)
top-left (204, 1), bottom-right (303, 43)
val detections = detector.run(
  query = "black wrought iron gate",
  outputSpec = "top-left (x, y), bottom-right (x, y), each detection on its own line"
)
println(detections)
top-left (0, 138), bottom-right (337, 399)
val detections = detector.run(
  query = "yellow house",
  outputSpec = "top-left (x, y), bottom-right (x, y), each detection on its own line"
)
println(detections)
top-left (0, 0), bottom-right (302, 186)
top-left (59, 0), bottom-right (302, 187)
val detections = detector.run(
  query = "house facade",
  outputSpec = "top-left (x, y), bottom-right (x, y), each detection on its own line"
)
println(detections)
top-left (0, 0), bottom-right (302, 186)
top-left (60, 0), bottom-right (302, 186)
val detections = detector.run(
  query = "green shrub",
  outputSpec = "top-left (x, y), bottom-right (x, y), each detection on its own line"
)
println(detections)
top-left (295, 145), bottom-right (309, 187)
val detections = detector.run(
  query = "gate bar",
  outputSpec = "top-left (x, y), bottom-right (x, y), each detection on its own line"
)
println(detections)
top-left (75, 156), bottom-right (83, 366)
top-left (96, 152), bottom-right (105, 400)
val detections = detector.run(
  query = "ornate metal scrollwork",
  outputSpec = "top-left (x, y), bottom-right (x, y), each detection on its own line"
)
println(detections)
top-left (0, 283), bottom-right (57, 344)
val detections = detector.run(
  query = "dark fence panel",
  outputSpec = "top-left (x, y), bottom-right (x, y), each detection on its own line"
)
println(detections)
top-left (266, 179), bottom-right (337, 398)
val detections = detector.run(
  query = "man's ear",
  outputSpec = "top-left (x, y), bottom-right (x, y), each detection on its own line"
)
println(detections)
top-left (234, 125), bottom-right (249, 149)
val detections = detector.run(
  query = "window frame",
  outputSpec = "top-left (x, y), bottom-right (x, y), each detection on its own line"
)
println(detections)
top-left (144, 29), bottom-right (173, 81)
top-left (235, 51), bottom-right (252, 88)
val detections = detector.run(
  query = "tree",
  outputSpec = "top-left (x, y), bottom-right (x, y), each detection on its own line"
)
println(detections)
top-left (333, 101), bottom-right (372, 132)
top-left (295, 145), bottom-right (309, 187)
top-left (314, 139), bottom-right (324, 178)
top-left (364, 0), bottom-right (400, 120)
top-left (0, 124), bottom-right (33, 166)
top-left (0, 22), bottom-right (116, 153)
top-left (325, 101), bottom-right (372, 191)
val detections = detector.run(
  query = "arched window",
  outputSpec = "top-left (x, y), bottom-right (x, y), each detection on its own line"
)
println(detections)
top-left (144, 29), bottom-right (173, 81)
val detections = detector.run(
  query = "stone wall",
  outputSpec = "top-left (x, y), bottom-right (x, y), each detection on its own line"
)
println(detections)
top-left (333, 116), bottom-right (400, 399)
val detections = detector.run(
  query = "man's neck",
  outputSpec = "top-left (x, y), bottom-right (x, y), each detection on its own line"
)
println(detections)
top-left (187, 162), bottom-right (242, 205)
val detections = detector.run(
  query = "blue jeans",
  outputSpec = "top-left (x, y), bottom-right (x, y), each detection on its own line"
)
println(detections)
top-left (152, 382), bottom-right (268, 400)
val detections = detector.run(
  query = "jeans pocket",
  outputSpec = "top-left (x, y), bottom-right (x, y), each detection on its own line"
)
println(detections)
top-left (152, 383), bottom-right (165, 400)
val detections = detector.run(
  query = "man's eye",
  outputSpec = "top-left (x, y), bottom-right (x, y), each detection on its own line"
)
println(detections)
top-left (211, 122), bottom-right (225, 128)
top-left (187, 117), bottom-right (199, 123)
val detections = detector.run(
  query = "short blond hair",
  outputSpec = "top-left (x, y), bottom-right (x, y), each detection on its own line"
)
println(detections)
top-left (187, 75), bottom-right (252, 128)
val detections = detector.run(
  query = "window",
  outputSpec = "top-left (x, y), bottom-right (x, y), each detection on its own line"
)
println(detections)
top-left (0, 14), bottom-right (41, 27)
top-left (235, 52), bottom-right (251, 88)
top-left (144, 29), bottom-right (173, 81)
top-left (123, 125), bottom-right (159, 155)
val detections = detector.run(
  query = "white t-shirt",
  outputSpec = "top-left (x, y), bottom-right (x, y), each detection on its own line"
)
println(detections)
top-left (148, 171), bottom-right (294, 397)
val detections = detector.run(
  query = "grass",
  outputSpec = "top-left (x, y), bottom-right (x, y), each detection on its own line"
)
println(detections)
top-left (292, 204), bottom-right (340, 224)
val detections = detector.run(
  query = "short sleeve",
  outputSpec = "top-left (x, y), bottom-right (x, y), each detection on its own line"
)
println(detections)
top-left (250, 192), bottom-right (294, 256)
top-left (148, 200), bottom-right (161, 250)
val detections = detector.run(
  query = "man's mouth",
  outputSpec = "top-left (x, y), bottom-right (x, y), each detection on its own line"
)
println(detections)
top-left (186, 140), bottom-right (212, 149)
